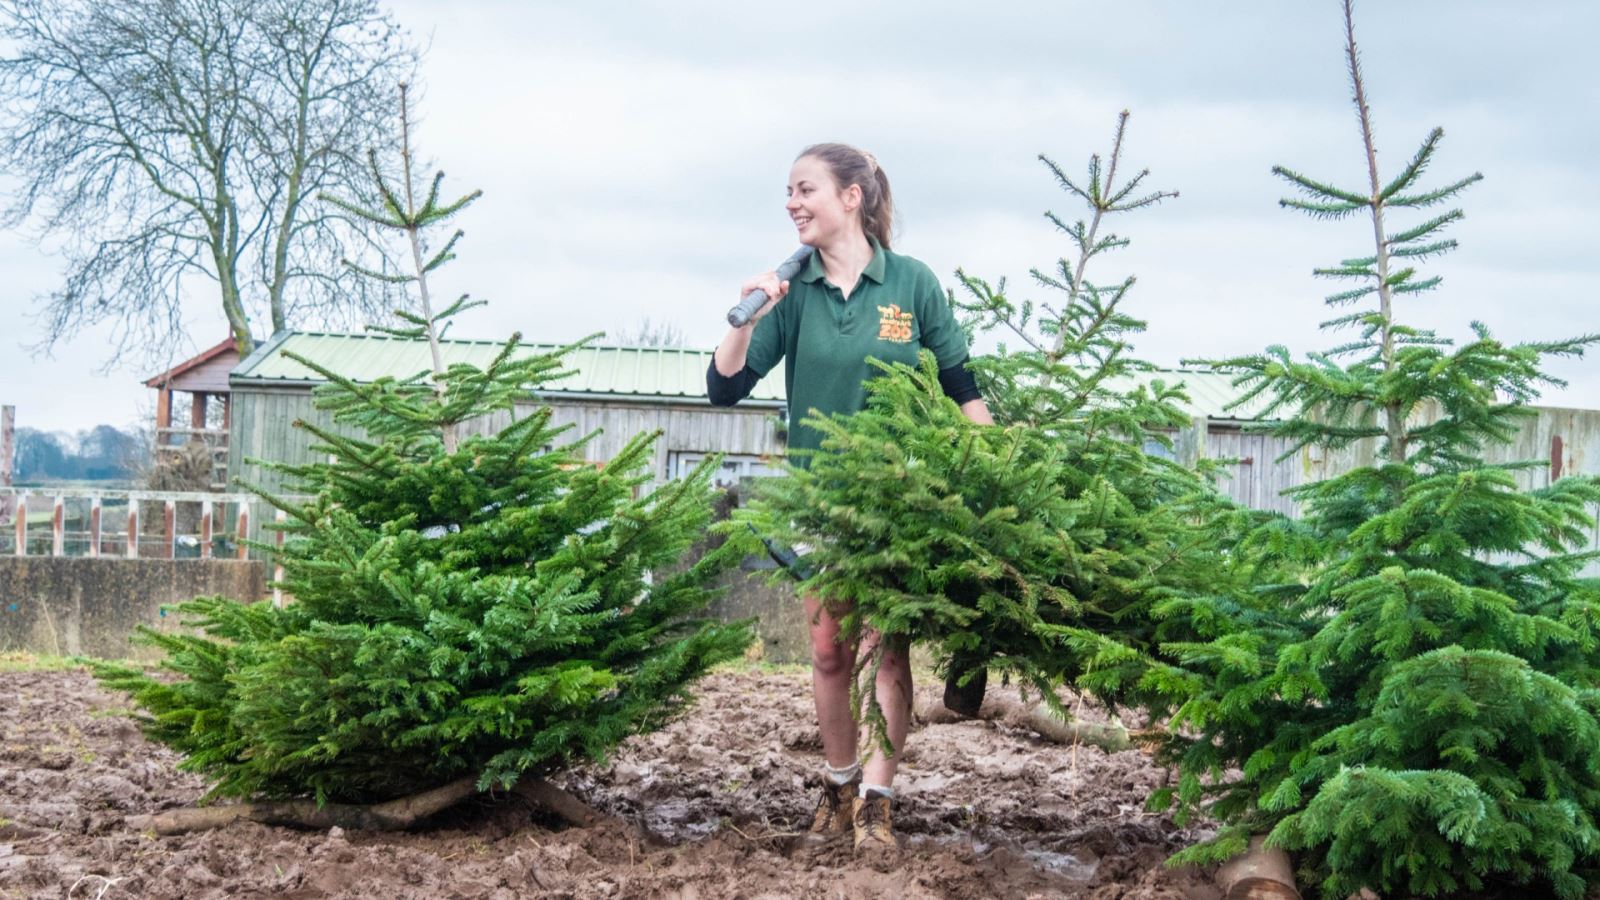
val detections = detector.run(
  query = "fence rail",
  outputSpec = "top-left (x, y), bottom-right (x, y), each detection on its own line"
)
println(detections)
top-left (0, 487), bottom-right (255, 560)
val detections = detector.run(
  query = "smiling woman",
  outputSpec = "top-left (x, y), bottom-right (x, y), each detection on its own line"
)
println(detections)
top-left (705, 141), bottom-right (993, 860)
top-left (789, 143), bottom-right (895, 251)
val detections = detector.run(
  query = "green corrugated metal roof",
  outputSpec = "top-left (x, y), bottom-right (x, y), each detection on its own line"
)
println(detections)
top-left (232, 331), bottom-right (1271, 419)
top-left (233, 332), bottom-right (785, 403)
top-left (1105, 369), bottom-right (1277, 421)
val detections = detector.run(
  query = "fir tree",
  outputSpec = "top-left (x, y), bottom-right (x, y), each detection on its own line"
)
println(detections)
top-left (1153, 4), bottom-right (1600, 897)
top-left (94, 86), bottom-right (751, 812)
top-left (738, 114), bottom-right (1242, 744)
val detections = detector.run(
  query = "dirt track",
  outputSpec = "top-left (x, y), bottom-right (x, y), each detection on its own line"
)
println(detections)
top-left (0, 665), bottom-right (1216, 899)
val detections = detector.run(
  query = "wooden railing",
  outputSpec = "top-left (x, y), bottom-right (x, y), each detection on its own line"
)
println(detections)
top-left (0, 487), bottom-right (254, 560)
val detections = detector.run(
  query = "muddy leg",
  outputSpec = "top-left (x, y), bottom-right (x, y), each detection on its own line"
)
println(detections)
top-left (806, 593), bottom-right (859, 768)
top-left (861, 636), bottom-right (912, 787)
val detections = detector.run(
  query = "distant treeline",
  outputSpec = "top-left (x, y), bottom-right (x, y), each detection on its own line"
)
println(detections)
top-left (10, 425), bottom-right (145, 483)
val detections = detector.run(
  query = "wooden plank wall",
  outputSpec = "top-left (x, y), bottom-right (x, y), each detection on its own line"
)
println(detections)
top-left (1185, 406), bottom-right (1600, 574)
top-left (227, 388), bottom-right (784, 548)
top-left (229, 386), bottom-right (1597, 572)
top-left (169, 353), bottom-right (238, 394)
top-left (1203, 427), bottom-right (1303, 517)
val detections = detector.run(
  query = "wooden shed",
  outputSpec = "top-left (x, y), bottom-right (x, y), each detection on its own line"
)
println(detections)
top-left (1146, 377), bottom-right (1600, 525)
top-left (225, 331), bottom-right (788, 541)
top-left (218, 331), bottom-right (1599, 567)
top-left (142, 337), bottom-right (240, 489)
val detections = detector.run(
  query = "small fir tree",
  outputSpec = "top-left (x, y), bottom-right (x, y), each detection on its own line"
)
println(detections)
top-left (1152, 4), bottom-right (1600, 897)
top-left (95, 87), bottom-right (751, 809)
top-left (738, 114), bottom-right (1243, 743)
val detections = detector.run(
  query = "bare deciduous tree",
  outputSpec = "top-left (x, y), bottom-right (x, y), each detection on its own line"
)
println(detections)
top-left (609, 317), bottom-right (688, 348)
top-left (0, 0), bottom-right (419, 364)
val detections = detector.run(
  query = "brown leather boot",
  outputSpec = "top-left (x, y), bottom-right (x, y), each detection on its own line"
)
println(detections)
top-left (804, 774), bottom-right (858, 842)
top-left (852, 790), bottom-right (897, 855)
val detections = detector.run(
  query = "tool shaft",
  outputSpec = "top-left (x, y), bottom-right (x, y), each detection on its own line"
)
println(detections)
top-left (726, 246), bottom-right (814, 327)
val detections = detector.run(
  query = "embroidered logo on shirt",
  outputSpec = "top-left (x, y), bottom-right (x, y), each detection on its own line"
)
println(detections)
top-left (876, 304), bottom-right (914, 343)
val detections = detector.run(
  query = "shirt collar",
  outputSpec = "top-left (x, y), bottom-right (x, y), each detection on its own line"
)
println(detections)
top-left (798, 238), bottom-right (888, 286)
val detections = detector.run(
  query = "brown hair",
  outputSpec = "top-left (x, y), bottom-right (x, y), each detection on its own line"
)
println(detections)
top-left (797, 143), bottom-right (895, 250)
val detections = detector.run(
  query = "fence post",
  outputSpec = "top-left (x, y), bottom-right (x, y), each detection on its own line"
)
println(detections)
top-left (89, 497), bottom-right (102, 558)
top-left (200, 499), bottom-right (213, 559)
top-left (52, 495), bottom-right (64, 557)
top-left (163, 500), bottom-right (176, 558)
top-left (13, 494), bottom-right (24, 556)
top-left (272, 509), bottom-right (286, 607)
top-left (126, 500), bottom-right (139, 558)
top-left (235, 504), bottom-right (250, 560)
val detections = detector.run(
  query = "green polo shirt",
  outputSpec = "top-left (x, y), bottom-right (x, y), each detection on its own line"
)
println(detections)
top-left (744, 240), bottom-right (969, 459)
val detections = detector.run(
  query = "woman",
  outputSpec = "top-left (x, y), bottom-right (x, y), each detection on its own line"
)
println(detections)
top-left (707, 143), bottom-right (993, 855)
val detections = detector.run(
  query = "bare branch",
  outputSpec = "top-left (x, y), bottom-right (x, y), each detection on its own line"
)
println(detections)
top-left (0, 0), bottom-right (418, 364)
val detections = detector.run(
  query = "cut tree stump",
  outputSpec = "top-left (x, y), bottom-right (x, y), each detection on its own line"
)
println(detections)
top-left (912, 692), bottom-right (1161, 754)
top-left (1216, 835), bottom-right (1301, 900)
top-left (126, 775), bottom-right (604, 836)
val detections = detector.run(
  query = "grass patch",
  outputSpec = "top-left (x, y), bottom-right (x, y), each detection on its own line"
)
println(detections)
top-left (0, 651), bottom-right (87, 673)
top-left (711, 655), bottom-right (810, 677)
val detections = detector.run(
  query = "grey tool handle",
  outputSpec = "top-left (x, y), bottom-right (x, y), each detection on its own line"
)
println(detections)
top-left (726, 246), bottom-right (814, 327)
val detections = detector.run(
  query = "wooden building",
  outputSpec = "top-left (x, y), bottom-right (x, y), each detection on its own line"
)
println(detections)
top-left (143, 338), bottom-right (240, 490)
top-left (210, 331), bottom-right (1597, 566)
top-left (225, 332), bottom-right (787, 543)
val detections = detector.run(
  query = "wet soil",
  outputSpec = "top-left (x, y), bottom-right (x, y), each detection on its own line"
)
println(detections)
top-left (0, 666), bottom-right (1217, 899)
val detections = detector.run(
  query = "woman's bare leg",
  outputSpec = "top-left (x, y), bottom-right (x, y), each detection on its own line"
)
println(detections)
top-left (860, 636), bottom-right (912, 788)
top-left (805, 593), bottom-right (859, 769)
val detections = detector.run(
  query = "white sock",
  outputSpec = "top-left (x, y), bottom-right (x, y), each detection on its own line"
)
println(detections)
top-left (824, 762), bottom-right (861, 786)
top-left (860, 782), bottom-right (893, 799)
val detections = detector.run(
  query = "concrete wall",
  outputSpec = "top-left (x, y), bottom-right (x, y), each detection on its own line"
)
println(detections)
top-left (705, 560), bottom-right (810, 665)
top-left (0, 558), bottom-right (265, 660)
top-left (672, 486), bottom-right (810, 665)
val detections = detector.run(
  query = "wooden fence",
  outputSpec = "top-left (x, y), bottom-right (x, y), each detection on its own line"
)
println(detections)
top-left (0, 487), bottom-right (254, 561)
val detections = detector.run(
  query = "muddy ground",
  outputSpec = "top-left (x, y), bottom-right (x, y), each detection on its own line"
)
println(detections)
top-left (0, 664), bottom-right (1218, 899)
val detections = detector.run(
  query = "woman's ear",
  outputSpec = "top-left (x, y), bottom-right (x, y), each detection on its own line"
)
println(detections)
top-left (841, 182), bottom-right (863, 212)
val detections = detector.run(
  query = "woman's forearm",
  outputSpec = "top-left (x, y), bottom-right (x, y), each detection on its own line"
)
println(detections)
top-left (960, 398), bottom-right (993, 425)
top-left (714, 326), bottom-right (753, 376)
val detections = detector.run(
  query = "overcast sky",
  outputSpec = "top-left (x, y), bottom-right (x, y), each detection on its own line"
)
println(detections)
top-left (2, 0), bottom-right (1595, 434)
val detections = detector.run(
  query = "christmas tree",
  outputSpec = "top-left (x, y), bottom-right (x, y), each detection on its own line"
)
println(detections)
top-left (1153, 4), bottom-right (1600, 896)
top-left (94, 87), bottom-right (751, 822)
top-left (738, 113), bottom-right (1243, 744)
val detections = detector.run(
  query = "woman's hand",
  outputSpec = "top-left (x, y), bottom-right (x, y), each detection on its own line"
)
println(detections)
top-left (714, 272), bottom-right (788, 376)
top-left (737, 271), bottom-right (790, 326)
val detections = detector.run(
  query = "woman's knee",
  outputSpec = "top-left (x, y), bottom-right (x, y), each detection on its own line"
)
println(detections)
top-left (811, 637), bottom-right (854, 677)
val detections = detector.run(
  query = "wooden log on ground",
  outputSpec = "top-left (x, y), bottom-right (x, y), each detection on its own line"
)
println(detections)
top-left (912, 692), bottom-right (1160, 754)
top-left (126, 776), bottom-right (481, 836)
top-left (511, 777), bottom-right (608, 827)
top-left (124, 775), bottom-right (608, 836)
top-left (1216, 835), bottom-right (1300, 899)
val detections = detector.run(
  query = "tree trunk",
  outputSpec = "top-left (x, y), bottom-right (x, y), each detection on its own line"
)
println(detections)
top-left (215, 236), bottom-right (256, 357)
top-left (912, 692), bottom-right (1159, 754)
top-left (1343, 0), bottom-right (1406, 465)
top-left (1, 405), bottom-right (14, 527)
top-left (124, 775), bottom-right (604, 836)
top-left (1216, 835), bottom-right (1301, 899)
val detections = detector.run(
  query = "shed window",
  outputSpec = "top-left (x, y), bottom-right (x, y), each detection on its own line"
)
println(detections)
top-left (1141, 437), bottom-right (1177, 462)
top-left (667, 451), bottom-right (781, 487)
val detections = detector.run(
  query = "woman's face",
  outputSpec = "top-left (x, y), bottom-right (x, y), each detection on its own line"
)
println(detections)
top-left (787, 155), bottom-right (860, 247)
